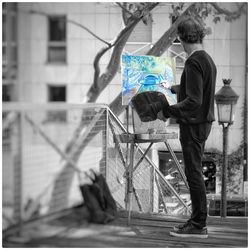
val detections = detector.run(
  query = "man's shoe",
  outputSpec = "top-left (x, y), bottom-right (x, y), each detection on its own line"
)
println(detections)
top-left (173, 220), bottom-right (207, 232)
top-left (173, 220), bottom-right (191, 231)
top-left (170, 222), bottom-right (208, 239)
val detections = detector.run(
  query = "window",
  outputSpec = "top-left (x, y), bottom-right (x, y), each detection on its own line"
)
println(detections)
top-left (48, 85), bottom-right (66, 102)
top-left (48, 16), bottom-right (66, 63)
top-left (47, 85), bottom-right (67, 122)
top-left (3, 84), bottom-right (14, 102)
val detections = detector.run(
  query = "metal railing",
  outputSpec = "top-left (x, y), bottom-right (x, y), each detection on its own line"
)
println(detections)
top-left (2, 102), bottom-right (190, 233)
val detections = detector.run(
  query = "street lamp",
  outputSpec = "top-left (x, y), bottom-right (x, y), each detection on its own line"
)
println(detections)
top-left (215, 79), bottom-right (239, 218)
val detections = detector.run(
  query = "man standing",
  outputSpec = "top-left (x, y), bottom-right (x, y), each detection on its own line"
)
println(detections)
top-left (157, 17), bottom-right (217, 238)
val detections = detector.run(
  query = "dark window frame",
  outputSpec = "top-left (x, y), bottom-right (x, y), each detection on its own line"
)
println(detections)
top-left (46, 84), bottom-right (67, 123)
top-left (47, 15), bottom-right (67, 64)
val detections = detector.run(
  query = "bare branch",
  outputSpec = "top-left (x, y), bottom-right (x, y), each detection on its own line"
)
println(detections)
top-left (28, 9), bottom-right (111, 46)
top-left (67, 19), bottom-right (111, 47)
top-left (210, 3), bottom-right (246, 19)
top-left (90, 46), bottom-right (111, 94)
top-left (116, 2), bottom-right (134, 18)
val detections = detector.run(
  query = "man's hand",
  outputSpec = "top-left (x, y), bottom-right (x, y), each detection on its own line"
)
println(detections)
top-left (170, 85), bottom-right (180, 94)
top-left (157, 110), bottom-right (167, 122)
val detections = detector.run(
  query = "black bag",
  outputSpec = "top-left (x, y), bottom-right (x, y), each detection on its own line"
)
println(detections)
top-left (79, 173), bottom-right (117, 224)
top-left (131, 91), bottom-right (169, 122)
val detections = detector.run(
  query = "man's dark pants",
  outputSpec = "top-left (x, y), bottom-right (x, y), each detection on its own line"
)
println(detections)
top-left (179, 122), bottom-right (212, 229)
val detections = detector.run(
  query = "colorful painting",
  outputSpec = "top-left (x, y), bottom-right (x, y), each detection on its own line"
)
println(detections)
top-left (121, 54), bottom-right (177, 106)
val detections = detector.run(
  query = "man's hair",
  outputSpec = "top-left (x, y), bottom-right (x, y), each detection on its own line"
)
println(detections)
top-left (177, 17), bottom-right (205, 44)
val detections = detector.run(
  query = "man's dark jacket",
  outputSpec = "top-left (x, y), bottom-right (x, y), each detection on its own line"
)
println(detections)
top-left (165, 50), bottom-right (217, 124)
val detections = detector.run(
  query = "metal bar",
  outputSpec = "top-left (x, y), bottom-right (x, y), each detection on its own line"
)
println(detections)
top-left (131, 107), bottom-right (136, 134)
top-left (132, 142), bottom-right (153, 173)
top-left (13, 112), bottom-right (24, 236)
top-left (133, 187), bottom-right (143, 212)
top-left (150, 166), bottom-right (155, 212)
top-left (164, 142), bottom-right (189, 189)
top-left (127, 141), bottom-right (135, 225)
top-left (155, 175), bottom-right (168, 214)
top-left (126, 106), bottom-right (129, 134)
top-left (3, 102), bottom-right (109, 111)
top-left (168, 48), bottom-right (187, 60)
top-left (130, 43), bottom-right (152, 55)
top-left (126, 106), bottom-right (129, 167)
top-left (109, 119), bottom-right (126, 167)
top-left (221, 124), bottom-right (229, 218)
top-left (104, 108), bottom-right (109, 178)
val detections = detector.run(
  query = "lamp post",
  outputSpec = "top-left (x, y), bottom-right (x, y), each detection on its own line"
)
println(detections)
top-left (215, 79), bottom-right (239, 218)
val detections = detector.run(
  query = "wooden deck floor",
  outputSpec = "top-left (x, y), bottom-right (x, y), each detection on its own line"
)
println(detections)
top-left (3, 208), bottom-right (248, 248)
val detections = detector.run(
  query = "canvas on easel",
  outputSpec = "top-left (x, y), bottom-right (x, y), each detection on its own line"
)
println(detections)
top-left (121, 54), bottom-right (177, 134)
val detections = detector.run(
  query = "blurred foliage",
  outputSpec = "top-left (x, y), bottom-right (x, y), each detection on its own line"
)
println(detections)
top-left (169, 2), bottom-right (247, 37)
top-left (207, 143), bottom-right (244, 184)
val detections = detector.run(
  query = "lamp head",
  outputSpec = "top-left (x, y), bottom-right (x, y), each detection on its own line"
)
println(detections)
top-left (215, 79), bottom-right (239, 125)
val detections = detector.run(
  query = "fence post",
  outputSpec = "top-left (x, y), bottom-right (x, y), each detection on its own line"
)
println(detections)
top-left (150, 166), bottom-right (155, 212)
top-left (100, 108), bottom-right (109, 178)
top-left (105, 108), bottom-right (109, 179)
top-left (12, 111), bottom-right (24, 235)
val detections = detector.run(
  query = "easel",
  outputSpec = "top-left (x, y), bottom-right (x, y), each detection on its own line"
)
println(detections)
top-left (115, 106), bottom-right (190, 224)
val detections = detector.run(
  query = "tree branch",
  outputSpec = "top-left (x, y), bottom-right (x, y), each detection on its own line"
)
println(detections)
top-left (210, 3), bottom-right (246, 20)
top-left (67, 19), bottom-right (112, 47)
top-left (116, 2), bottom-right (135, 18)
top-left (28, 9), bottom-right (111, 46)
top-left (90, 46), bottom-right (111, 94)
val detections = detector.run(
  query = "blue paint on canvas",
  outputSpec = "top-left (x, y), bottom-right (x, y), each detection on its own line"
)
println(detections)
top-left (121, 55), bottom-right (177, 106)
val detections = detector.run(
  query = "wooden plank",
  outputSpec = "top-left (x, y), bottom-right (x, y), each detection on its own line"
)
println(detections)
top-left (116, 132), bottom-right (178, 144)
top-left (3, 209), bottom-right (248, 248)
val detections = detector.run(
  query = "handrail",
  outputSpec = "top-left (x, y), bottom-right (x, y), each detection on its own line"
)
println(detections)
top-left (2, 102), bottom-right (109, 111)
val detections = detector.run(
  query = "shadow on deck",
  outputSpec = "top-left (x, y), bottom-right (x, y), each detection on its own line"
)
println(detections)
top-left (3, 207), bottom-right (248, 248)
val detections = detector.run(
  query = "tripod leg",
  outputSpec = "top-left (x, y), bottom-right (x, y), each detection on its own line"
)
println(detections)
top-left (127, 141), bottom-right (135, 225)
